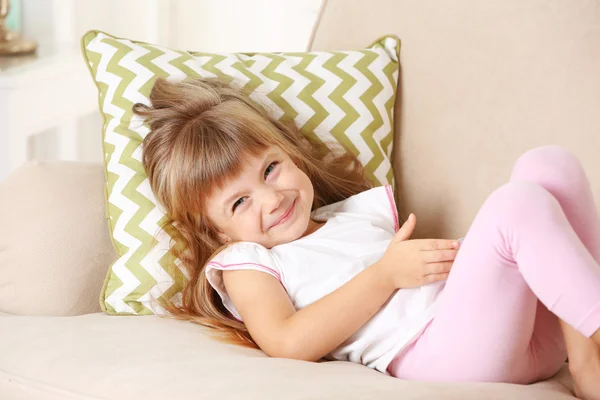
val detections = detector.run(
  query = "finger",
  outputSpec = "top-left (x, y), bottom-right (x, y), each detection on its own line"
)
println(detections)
top-left (425, 261), bottom-right (453, 274)
top-left (399, 213), bottom-right (415, 229)
top-left (394, 213), bottom-right (416, 241)
top-left (423, 272), bottom-right (450, 283)
top-left (423, 250), bottom-right (458, 263)
top-left (420, 239), bottom-right (458, 251)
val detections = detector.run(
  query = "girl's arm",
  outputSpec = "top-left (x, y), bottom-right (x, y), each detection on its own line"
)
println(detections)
top-left (222, 261), bottom-right (395, 362)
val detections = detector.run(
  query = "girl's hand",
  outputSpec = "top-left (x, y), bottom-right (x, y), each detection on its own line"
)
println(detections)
top-left (377, 213), bottom-right (461, 289)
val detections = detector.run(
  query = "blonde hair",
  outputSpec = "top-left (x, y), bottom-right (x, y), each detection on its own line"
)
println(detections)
top-left (132, 76), bottom-right (373, 349)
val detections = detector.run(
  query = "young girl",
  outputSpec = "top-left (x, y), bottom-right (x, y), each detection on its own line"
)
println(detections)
top-left (133, 77), bottom-right (600, 400)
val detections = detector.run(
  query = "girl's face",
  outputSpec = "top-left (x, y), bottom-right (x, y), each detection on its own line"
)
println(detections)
top-left (205, 145), bottom-right (322, 249)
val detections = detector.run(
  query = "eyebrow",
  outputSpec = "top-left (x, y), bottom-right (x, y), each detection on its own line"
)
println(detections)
top-left (221, 152), bottom-right (276, 213)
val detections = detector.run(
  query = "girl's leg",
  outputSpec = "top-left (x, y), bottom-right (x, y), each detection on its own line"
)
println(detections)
top-left (510, 145), bottom-right (600, 398)
top-left (387, 146), bottom-right (600, 384)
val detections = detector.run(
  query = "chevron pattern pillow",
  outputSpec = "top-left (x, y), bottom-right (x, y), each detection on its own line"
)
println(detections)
top-left (81, 30), bottom-right (400, 315)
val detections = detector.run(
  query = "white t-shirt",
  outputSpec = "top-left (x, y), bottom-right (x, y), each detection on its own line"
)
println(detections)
top-left (205, 185), bottom-right (445, 375)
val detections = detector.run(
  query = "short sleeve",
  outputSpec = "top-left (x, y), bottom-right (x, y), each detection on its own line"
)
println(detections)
top-left (342, 185), bottom-right (399, 234)
top-left (205, 242), bottom-right (283, 322)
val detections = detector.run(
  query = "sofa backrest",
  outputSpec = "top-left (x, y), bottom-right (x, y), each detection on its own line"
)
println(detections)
top-left (309, 0), bottom-right (600, 239)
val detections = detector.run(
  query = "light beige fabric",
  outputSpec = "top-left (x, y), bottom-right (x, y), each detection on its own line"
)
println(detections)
top-left (310, 0), bottom-right (600, 240)
top-left (0, 160), bottom-right (116, 316)
top-left (0, 313), bottom-right (575, 399)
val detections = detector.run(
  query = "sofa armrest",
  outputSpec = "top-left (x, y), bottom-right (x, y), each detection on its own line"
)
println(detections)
top-left (0, 160), bottom-right (117, 316)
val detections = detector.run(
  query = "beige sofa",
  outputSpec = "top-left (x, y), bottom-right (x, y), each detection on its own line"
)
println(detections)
top-left (2, 0), bottom-right (599, 398)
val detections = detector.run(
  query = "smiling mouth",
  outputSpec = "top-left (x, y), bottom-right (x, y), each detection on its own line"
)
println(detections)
top-left (270, 199), bottom-right (296, 229)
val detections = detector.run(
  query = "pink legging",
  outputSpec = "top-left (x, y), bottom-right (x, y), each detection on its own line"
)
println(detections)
top-left (387, 145), bottom-right (600, 384)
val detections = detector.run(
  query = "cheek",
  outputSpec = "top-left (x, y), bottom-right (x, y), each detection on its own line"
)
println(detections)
top-left (240, 213), bottom-right (261, 232)
top-left (298, 169), bottom-right (313, 191)
top-left (204, 209), bottom-right (223, 232)
top-left (294, 171), bottom-right (314, 207)
top-left (288, 164), bottom-right (309, 185)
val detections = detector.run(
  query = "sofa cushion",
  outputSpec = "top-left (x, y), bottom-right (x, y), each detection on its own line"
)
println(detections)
top-left (81, 30), bottom-right (401, 315)
top-left (0, 313), bottom-right (576, 399)
top-left (0, 161), bottom-right (117, 316)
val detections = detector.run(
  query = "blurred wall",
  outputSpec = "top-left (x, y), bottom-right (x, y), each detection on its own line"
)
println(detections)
top-left (23, 0), bottom-right (322, 51)
top-left (164, 0), bottom-right (322, 52)
top-left (17, 0), bottom-right (322, 166)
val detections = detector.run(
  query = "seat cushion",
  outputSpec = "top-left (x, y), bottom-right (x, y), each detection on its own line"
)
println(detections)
top-left (0, 314), bottom-right (576, 399)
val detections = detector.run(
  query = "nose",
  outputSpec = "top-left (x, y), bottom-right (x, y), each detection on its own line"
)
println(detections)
top-left (259, 187), bottom-right (284, 214)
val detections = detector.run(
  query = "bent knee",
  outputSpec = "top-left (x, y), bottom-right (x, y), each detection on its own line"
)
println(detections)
top-left (511, 145), bottom-right (586, 185)
top-left (485, 181), bottom-right (562, 223)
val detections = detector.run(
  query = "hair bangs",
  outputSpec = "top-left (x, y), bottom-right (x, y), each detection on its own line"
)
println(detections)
top-left (195, 104), bottom-right (282, 202)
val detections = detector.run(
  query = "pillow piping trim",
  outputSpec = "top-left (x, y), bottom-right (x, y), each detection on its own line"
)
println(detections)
top-left (80, 29), bottom-right (119, 314)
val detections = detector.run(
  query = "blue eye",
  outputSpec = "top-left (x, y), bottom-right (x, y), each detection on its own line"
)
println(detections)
top-left (264, 161), bottom-right (278, 178)
top-left (232, 197), bottom-right (245, 211)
